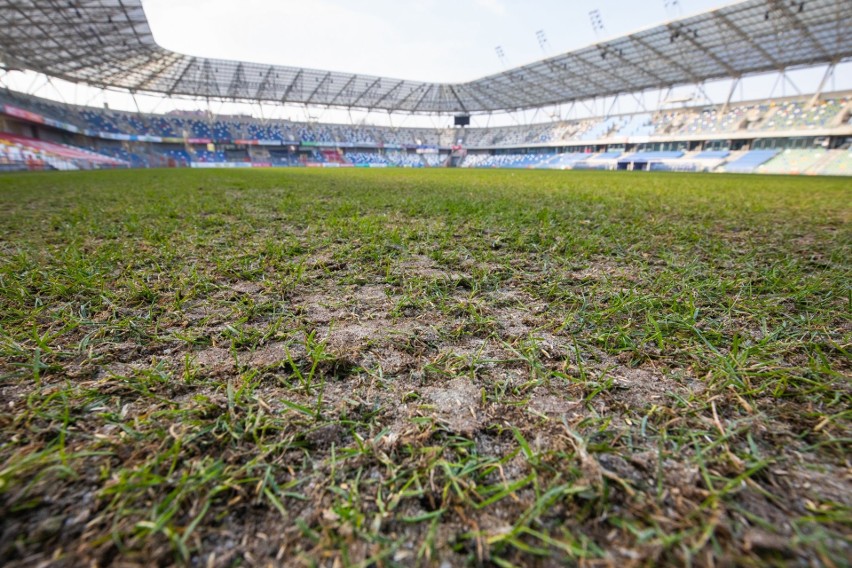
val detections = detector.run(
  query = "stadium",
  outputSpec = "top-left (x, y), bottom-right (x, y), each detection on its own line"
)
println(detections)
top-left (0, 0), bottom-right (850, 566)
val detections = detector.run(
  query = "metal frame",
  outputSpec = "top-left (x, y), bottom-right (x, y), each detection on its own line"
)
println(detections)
top-left (0, 0), bottom-right (850, 114)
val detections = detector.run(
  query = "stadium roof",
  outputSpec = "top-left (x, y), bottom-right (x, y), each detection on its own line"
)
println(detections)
top-left (0, 0), bottom-right (850, 114)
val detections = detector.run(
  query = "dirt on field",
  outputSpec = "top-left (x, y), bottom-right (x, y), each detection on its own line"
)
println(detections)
top-left (3, 251), bottom-right (849, 568)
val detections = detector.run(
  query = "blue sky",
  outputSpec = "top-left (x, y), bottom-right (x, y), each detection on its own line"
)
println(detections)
top-left (143, 0), bottom-right (734, 82)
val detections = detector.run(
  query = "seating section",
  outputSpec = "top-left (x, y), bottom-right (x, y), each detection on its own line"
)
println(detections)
top-left (80, 109), bottom-right (123, 134)
top-left (621, 150), bottom-right (685, 161)
top-left (157, 148), bottom-right (192, 166)
top-left (0, 132), bottom-right (126, 170)
top-left (578, 117), bottom-right (622, 142)
top-left (721, 150), bottom-right (780, 173)
top-left (694, 150), bottom-right (730, 159)
top-left (267, 150), bottom-right (300, 166)
top-left (193, 149), bottom-right (227, 162)
top-left (537, 152), bottom-right (593, 169)
top-left (815, 151), bottom-right (852, 176)
top-left (1, 88), bottom-right (850, 174)
top-left (422, 154), bottom-right (447, 167)
top-left (89, 144), bottom-right (149, 168)
top-left (347, 152), bottom-right (389, 165)
top-left (759, 99), bottom-right (846, 131)
top-left (615, 114), bottom-right (655, 137)
top-left (462, 154), bottom-right (552, 169)
top-left (3, 89), bottom-right (850, 149)
top-left (660, 104), bottom-right (767, 135)
top-left (3, 88), bottom-right (851, 151)
top-left (757, 149), bottom-right (826, 174)
top-left (459, 148), bottom-right (852, 175)
top-left (386, 151), bottom-right (424, 167)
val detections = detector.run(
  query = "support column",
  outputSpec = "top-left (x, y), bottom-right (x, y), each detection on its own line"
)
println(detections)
top-left (719, 76), bottom-right (741, 117)
top-left (808, 62), bottom-right (836, 108)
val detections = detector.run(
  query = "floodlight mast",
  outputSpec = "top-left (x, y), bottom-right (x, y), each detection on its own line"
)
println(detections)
top-left (589, 9), bottom-right (606, 38)
top-left (536, 30), bottom-right (550, 55)
top-left (495, 46), bottom-right (507, 67)
top-left (664, 0), bottom-right (683, 18)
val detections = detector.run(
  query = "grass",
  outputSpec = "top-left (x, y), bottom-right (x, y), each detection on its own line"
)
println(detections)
top-left (0, 168), bottom-right (849, 567)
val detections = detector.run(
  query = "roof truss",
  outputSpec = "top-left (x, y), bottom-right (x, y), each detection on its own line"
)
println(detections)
top-left (0, 0), bottom-right (849, 113)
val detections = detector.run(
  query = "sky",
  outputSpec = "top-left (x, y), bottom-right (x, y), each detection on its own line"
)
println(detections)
top-left (142, 0), bottom-right (736, 83)
top-left (1, 0), bottom-right (849, 126)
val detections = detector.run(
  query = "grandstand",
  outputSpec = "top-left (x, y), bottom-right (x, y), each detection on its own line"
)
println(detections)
top-left (1, 87), bottom-right (851, 174)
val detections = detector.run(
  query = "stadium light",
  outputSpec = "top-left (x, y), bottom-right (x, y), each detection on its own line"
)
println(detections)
top-left (536, 30), bottom-right (550, 54)
top-left (663, 0), bottom-right (682, 18)
top-left (495, 46), bottom-right (507, 66)
top-left (588, 9), bottom-right (606, 38)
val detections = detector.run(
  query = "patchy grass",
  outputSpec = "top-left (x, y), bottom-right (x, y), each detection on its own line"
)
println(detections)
top-left (0, 168), bottom-right (849, 567)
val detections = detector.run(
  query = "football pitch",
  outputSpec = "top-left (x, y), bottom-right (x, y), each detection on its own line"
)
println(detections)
top-left (0, 168), bottom-right (849, 566)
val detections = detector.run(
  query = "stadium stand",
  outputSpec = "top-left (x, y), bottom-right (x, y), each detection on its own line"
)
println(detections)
top-left (537, 152), bottom-right (593, 170)
top-left (346, 152), bottom-right (389, 166)
top-left (578, 117), bottom-right (623, 142)
top-left (0, 132), bottom-right (126, 170)
top-left (615, 114), bottom-right (655, 138)
top-left (815, 150), bottom-right (852, 175)
top-left (757, 149), bottom-right (828, 174)
top-left (721, 150), bottom-right (781, 173)
top-left (386, 151), bottom-right (425, 168)
top-left (461, 153), bottom-right (553, 169)
top-left (759, 99), bottom-right (847, 131)
top-left (422, 153), bottom-right (448, 167)
top-left (675, 103), bottom-right (768, 134)
top-left (1, 87), bottom-right (851, 174)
